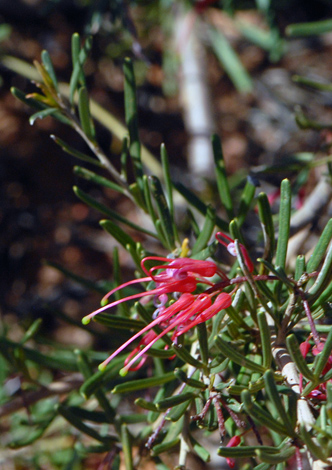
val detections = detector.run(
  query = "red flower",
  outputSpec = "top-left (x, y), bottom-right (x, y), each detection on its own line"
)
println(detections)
top-left (225, 435), bottom-right (241, 468)
top-left (83, 256), bottom-right (232, 374)
top-left (299, 338), bottom-right (332, 399)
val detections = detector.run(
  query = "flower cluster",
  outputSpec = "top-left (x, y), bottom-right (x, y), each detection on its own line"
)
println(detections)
top-left (83, 233), bottom-right (253, 374)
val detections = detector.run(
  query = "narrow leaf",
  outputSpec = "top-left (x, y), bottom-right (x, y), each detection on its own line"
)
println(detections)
top-left (192, 205), bottom-right (216, 255)
top-left (313, 326), bottom-right (332, 379)
top-left (74, 185), bottom-right (156, 237)
top-left (256, 447), bottom-right (295, 464)
top-left (112, 372), bottom-right (175, 393)
top-left (149, 175), bottom-right (175, 250)
top-left (307, 218), bottom-right (332, 273)
top-left (300, 425), bottom-right (328, 461)
top-left (237, 178), bottom-right (257, 227)
top-left (212, 134), bottom-right (234, 220)
top-left (308, 240), bottom-right (332, 299)
top-left (51, 135), bottom-right (102, 166)
top-left (78, 86), bottom-right (96, 141)
top-left (286, 19), bottom-right (332, 37)
top-left (156, 392), bottom-right (196, 411)
top-left (29, 107), bottom-right (60, 125)
top-left (275, 179), bottom-right (291, 270)
top-left (121, 425), bottom-right (134, 470)
top-left (69, 34), bottom-right (92, 103)
top-left (57, 404), bottom-right (116, 445)
top-left (286, 334), bottom-right (315, 382)
top-left (215, 336), bottom-right (266, 373)
top-left (174, 182), bottom-right (228, 231)
top-left (74, 166), bottom-right (125, 193)
top-left (41, 50), bottom-right (59, 92)
top-left (241, 390), bottom-right (290, 436)
top-left (208, 26), bottom-right (253, 93)
top-left (257, 312), bottom-right (272, 369)
top-left (264, 370), bottom-right (295, 437)
top-left (100, 219), bottom-right (136, 250)
top-left (123, 57), bottom-right (143, 188)
top-left (257, 192), bottom-right (275, 264)
top-left (44, 260), bottom-right (109, 295)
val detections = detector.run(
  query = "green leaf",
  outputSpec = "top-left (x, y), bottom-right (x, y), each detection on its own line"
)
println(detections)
top-left (294, 255), bottom-right (306, 282)
top-left (308, 240), bottom-right (332, 300)
top-left (215, 336), bottom-right (266, 374)
top-left (208, 26), bottom-right (253, 93)
top-left (69, 34), bottom-right (92, 103)
top-left (192, 205), bottom-right (216, 255)
top-left (44, 260), bottom-right (109, 295)
top-left (156, 392), bottom-right (196, 411)
top-left (11, 86), bottom-right (46, 110)
top-left (79, 356), bottom-right (124, 398)
top-left (257, 192), bottom-right (275, 264)
top-left (196, 321), bottom-right (209, 365)
top-left (256, 446), bottom-right (295, 464)
top-left (121, 425), bottom-right (134, 470)
top-left (300, 425), bottom-right (328, 461)
top-left (75, 350), bottom-right (115, 421)
top-left (0, 337), bottom-right (78, 371)
top-left (286, 19), bottom-right (332, 37)
top-left (257, 312), bottom-right (272, 369)
top-left (100, 219), bottom-right (136, 250)
top-left (174, 182), bottom-right (228, 231)
top-left (236, 20), bottom-right (284, 61)
top-left (292, 75), bottom-right (332, 92)
top-left (174, 369), bottom-right (207, 390)
top-left (57, 404), bottom-right (116, 445)
top-left (71, 33), bottom-right (86, 87)
top-left (275, 179), bottom-right (291, 270)
top-left (123, 58), bottom-right (143, 190)
top-left (78, 86), bottom-right (96, 141)
top-left (112, 372), bottom-right (175, 393)
top-left (29, 107), bottom-right (60, 125)
top-left (313, 326), bottom-right (332, 379)
top-left (237, 178), bottom-right (256, 227)
top-left (9, 416), bottom-right (55, 448)
top-left (74, 166), bottom-right (125, 193)
top-left (218, 445), bottom-right (280, 458)
top-left (52, 136), bottom-right (102, 167)
top-left (74, 184), bottom-right (157, 237)
top-left (41, 50), bottom-right (59, 93)
top-left (286, 334), bottom-right (315, 382)
top-left (135, 397), bottom-right (159, 412)
top-left (241, 390), bottom-right (290, 436)
top-left (212, 134), bottom-right (234, 220)
top-left (93, 314), bottom-right (145, 330)
top-left (307, 218), bottom-right (332, 273)
top-left (20, 318), bottom-right (43, 344)
top-left (167, 398), bottom-right (193, 422)
top-left (151, 438), bottom-right (180, 456)
top-left (161, 144), bottom-right (176, 230)
top-left (149, 175), bottom-right (175, 250)
top-left (189, 434), bottom-right (210, 462)
top-left (263, 370), bottom-right (295, 437)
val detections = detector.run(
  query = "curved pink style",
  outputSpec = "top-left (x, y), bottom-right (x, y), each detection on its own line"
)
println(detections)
top-left (216, 232), bottom-right (254, 273)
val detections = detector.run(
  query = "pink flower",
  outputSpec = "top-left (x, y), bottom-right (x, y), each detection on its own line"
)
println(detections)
top-left (82, 256), bottom-right (227, 325)
top-left (216, 233), bottom-right (254, 273)
top-left (83, 256), bottom-right (232, 374)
